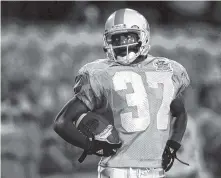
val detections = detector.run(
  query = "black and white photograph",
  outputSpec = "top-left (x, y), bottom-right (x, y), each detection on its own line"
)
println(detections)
top-left (1, 1), bottom-right (221, 178)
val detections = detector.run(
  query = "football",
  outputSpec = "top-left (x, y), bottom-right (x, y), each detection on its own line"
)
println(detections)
top-left (74, 111), bottom-right (120, 144)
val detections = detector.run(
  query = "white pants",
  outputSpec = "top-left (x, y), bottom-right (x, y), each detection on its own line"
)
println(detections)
top-left (98, 166), bottom-right (165, 178)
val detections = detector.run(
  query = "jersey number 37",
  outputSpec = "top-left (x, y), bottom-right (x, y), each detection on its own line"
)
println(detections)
top-left (113, 71), bottom-right (175, 133)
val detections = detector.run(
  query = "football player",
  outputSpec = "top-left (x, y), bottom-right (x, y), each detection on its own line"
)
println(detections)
top-left (54, 8), bottom-right (190, 178)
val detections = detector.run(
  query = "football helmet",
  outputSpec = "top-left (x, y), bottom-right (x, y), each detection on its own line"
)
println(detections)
top-left (103, 8), bottom-right (150, 65)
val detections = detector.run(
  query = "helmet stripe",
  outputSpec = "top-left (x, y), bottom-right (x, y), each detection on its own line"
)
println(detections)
top-left (114, 9), bottom-right (125, 25)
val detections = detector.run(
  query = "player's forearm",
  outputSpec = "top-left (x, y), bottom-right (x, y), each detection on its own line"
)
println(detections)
top-left (54, 118), bottom-right (89, 150)
top-left (169, 111), bottom-right (187, 143)
top-left (53, 97), bottom-right (90, 150)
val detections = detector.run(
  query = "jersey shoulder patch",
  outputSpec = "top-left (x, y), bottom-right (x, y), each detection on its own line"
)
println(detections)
top-left (153, 57), bottom-right (173, 72)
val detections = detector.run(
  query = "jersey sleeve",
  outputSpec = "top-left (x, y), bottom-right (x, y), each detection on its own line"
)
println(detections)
top-left (172, 61), bottom-right (190, 97)
top-left (73, 66), bottom-right (103, 111)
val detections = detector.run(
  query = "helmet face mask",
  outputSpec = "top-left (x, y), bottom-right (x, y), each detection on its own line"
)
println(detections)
top-left (109, 32), bottom-right (140, 61)
top-left (103, 8), bottom-right (150, 65)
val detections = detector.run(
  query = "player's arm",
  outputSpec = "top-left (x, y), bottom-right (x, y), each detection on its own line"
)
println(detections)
top-left (54, 69), bottom-right (98, 150)
top-left (162, 94), bottom-right (189, 172)
top-left (169, 93), bottom-right (187, 144)
top-left (167, 61), bottom-right (190, 147)
top-left (54, 69), bottom-right (121, 161)
top-left (53, 69), bottom-right (102, 151)
top-left (162, 61), bottom-right (190, 172)
top-left (53, 96), bottom-right (121, 162)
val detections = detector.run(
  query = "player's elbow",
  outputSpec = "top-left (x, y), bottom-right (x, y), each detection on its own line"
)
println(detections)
top-left (53, 116), bottom-right (67, 134)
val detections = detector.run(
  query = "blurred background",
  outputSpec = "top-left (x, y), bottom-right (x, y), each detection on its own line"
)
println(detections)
top-left (1, 1), bottom-right (221, 178)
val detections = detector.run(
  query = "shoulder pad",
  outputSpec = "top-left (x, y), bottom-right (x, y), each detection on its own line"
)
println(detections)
top-left (79, 59), bottom-right (110, 75)
top-left (170, 60), bottom-right (186, 73)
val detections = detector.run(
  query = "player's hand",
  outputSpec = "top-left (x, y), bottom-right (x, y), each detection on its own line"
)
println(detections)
top-left (162, 140), bottom-right (181, 172)
top-left (88, 139), bottom-right (122, 157)
top-left (162, 140), bottom-right (189, 172)
top-left (78, 139), bottom-right (122, 163)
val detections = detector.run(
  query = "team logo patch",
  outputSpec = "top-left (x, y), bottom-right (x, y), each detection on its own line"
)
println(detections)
top-left (153, 59), bottom-right (173, 72)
